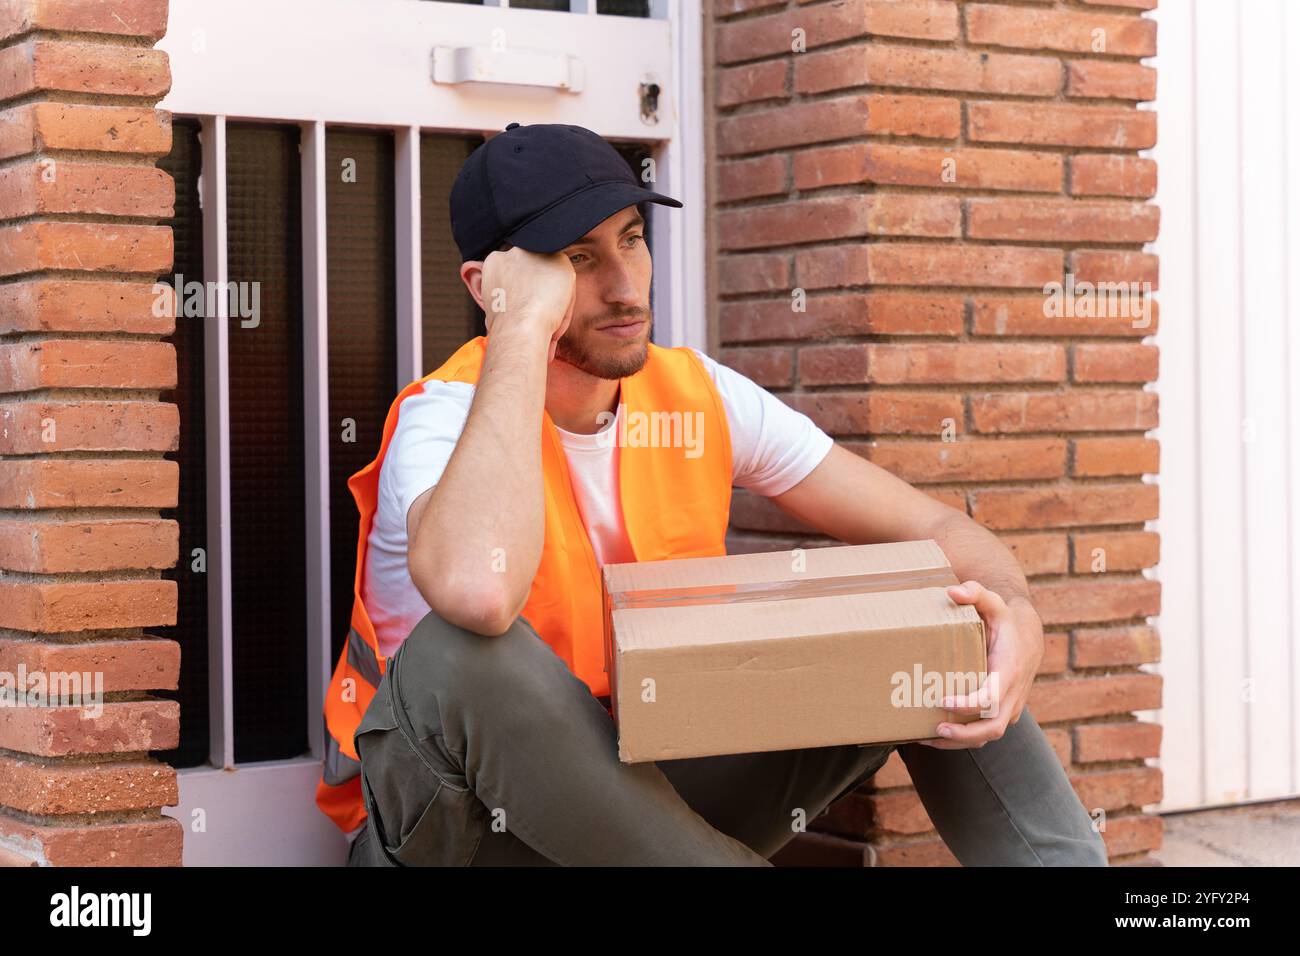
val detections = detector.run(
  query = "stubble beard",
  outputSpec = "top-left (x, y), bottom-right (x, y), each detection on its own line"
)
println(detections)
top-left (553, 308), bottom-right (653, 380)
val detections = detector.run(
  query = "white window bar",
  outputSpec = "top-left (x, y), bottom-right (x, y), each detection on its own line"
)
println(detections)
top-left (200, 114), bottom-right (235, 771)
top-left (301, 120), bottom-right (333, 761)
top-left (395, 126), bottom-right (424, 385)
top-left (653, 0), bottom-right (706, 351)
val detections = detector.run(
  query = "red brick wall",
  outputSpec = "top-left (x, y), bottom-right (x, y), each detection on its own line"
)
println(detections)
top-left (0, 0), bottom-right (180, 866)
top-left (708, 0), bottom-right (1161, 864)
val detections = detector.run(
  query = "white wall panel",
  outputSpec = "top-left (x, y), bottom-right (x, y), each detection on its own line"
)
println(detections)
top-left (1153, 0), bottom-right (1300, 811)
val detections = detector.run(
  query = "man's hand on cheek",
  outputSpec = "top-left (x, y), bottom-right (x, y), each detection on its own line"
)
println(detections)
top-left (480, 246), bottom-right (576, 351)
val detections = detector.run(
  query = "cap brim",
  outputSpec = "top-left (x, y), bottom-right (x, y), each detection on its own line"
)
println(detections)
top-left (503, 181), bottom-right (682, 255)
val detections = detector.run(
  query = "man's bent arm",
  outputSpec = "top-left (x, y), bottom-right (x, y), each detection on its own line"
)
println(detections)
top-left (407, 321), bottom-right (553, 636)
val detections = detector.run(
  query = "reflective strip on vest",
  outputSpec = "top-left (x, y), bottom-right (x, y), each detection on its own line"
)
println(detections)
top-left (322, 722), bottom-right (362, 787)
top-left (346, 627), bottom-right (384, 689)
top-left (321, 628), bottom-right (381, 788)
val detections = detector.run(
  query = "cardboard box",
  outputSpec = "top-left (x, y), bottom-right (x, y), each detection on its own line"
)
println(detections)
top-left (602, 540), bottom-right (987, 763)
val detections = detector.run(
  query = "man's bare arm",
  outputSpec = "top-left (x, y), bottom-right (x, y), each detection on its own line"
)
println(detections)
top-left (406, 248), bottom-right (575, 636)
top-left (771, 443), bottom-right (1031, 607)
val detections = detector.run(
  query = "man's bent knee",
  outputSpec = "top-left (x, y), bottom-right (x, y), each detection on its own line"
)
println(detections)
top-left (394, 608), bottom-right (589, 733)
top-left (399, 607), bottom-right (542, 695)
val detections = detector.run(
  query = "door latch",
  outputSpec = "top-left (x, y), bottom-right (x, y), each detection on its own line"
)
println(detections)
top-left (432, 45), bottom-right (585, 92)
top-left (639, 79), bottom-right (661, 124)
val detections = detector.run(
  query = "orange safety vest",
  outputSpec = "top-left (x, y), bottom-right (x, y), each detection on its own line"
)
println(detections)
top-left (315, 334), bottom-right (734, 833)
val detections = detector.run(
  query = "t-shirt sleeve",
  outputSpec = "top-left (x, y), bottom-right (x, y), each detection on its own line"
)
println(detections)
top-left (379, 379), bottom-right (475, 524)
top-left (690, 347), bottom-right (834, 497)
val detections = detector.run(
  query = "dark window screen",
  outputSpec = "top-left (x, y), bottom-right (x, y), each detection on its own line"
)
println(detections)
top-left (155, 118), bottom-right (209, 769)
top-left (598, 0), bottom-right (650, 15)
top-left (225, 123), bottom-right (309, 764)
top-left (326, 128), bottom-right (399, 663)
top-left (421, 133), bottom-right (483, 370)
top-left (149, 121), bottom-right (656, 769)
top-left (418, 0), bottom-right (649, 12)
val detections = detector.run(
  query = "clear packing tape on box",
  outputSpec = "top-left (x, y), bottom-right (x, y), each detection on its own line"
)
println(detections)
top-left (608, 566), bottom-right (964, 610)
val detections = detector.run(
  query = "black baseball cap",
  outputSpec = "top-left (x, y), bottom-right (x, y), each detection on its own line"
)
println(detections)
top-left (449, 122), bottom-right (683, 263)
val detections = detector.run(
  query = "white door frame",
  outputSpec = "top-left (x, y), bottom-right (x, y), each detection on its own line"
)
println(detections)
top-left (156, 0), bottom-right (706, 865)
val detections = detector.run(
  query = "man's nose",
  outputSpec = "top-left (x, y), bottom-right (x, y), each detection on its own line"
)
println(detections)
top-left (600, 257), bottom-right (641, 306)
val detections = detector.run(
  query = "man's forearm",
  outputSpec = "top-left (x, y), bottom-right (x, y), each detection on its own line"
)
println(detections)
top-left (928, 509), bottom-right (1032, 609)
top-left (411, 323), bottom-right (551, 631)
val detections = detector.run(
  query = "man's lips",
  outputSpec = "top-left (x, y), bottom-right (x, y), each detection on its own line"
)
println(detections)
top-left (596, 317), bottom-right (647, 338)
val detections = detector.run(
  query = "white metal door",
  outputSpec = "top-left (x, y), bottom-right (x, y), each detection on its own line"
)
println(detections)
top-left (156, 0), bottom-right (705, 865)
top-left (1152, 0), bottom-right (1300, 811)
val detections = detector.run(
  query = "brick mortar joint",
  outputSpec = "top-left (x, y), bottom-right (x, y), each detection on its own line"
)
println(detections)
top-left (1, 683), bottom-right (173, 699)
top-left (0, 210), bottom-right (171, 226)
top-left (0, 91), bottom-right (171, 114)
top-left (0, 152), bottom-right (169, 174)
top-left (718, 184), bottom-right (1157, 209)
top-left (0, 386), bottom-right (170, 401)
top-left (0, 508), bottom-right (171, 522)
top-left (0, 567), bottom-right (167, 584)
top-left (0, 30), bottom-right (164, 52)
top-left (0, 332), bottom-right (174, 345)
top-left (0, 746), bottom-right (173, 766)
top-left (0, 627), bottom-right (166, 643)
top-left (0, 804), bottom-right (175, 829)
top-left (0, 451), bottom-right (176, 462)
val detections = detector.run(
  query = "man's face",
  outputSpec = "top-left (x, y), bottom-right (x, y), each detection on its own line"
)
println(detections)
top-left (551, 205), bottom-right (653, 380)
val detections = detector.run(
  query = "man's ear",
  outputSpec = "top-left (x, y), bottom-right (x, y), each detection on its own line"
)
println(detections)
top-left (460, 260), bottom-right (486, 311)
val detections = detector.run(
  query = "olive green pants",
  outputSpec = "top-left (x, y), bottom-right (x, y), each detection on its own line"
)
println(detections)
top-left (347, 608), bottom-right (1108, 866)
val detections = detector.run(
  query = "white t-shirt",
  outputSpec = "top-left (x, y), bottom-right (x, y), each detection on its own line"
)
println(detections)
top-left (361, 347), bottom-right (834, 660)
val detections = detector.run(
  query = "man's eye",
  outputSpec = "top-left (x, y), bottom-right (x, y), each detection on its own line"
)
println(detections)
top-left (626, 234), bottom-right (644, 247)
